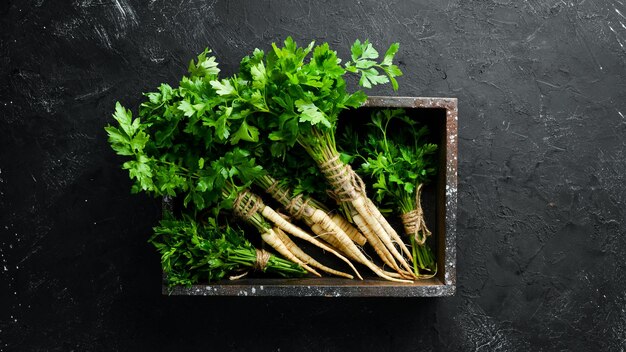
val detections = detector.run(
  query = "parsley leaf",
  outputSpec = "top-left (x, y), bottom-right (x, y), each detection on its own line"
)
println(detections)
top-left (210, 79), bottom-right (236, 96)
top-left (295, 100), bottom-right (331, 128)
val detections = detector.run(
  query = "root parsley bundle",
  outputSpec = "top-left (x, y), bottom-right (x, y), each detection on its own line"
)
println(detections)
top-left (152, 214), bottom-right (306, 286)
top-left (106, 37), bottom-right (438, 285)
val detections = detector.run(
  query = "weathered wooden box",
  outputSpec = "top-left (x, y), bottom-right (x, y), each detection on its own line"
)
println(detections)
top-left (163, 96), bottom-right (457, 297)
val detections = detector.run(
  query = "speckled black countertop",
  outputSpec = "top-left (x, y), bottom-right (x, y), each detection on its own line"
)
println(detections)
top-left (1, 0), bottom-right (625, 351)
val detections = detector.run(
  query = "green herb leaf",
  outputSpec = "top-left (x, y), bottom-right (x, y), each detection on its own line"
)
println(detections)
top-left (210, 79), bottom-right (235, 96)
top-left (382, 43), bottom-right (399, 66)
top-left (178, 100), bottom-right (195, 117)
top-left (250, 62), bottom-right (267, 89)
top-left (231, 119), bottom-right (260, 144)
top-left (295, 100), bottom-right (331, 128)
top-left (339, 109), bottom-right (438, 214)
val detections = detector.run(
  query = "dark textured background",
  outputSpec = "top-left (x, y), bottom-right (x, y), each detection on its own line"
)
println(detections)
top-left (2, 0), bottom-right (626, 351)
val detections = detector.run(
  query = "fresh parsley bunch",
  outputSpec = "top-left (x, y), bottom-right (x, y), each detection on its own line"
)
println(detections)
top-left (218, 37), bottom-right (415, 278)
top-left (106, 49), bottom-right (358, 280)
top-left (151, 214), bottom-right (306, 286)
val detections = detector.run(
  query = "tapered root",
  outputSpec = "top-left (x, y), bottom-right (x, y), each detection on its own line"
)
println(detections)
top-left (262, 205), bottom-right (360, 279)
top-left (318, 156), bottom-right (413, 277)
top-left (261, 229), bottom-right (320, 277)
top-left (351, 210), bottom-right (400, 272)
top-left (273, 228), bottom-right (354, 279)
top-left (310, 223), bottom-right (413, 283)
top-left (330, 213), bottom-right (367, 246)
top-left (309, 208), bottom-right (396, 281)
top-left (354, 196), bottom-right (414, 275)
top-left (365, 198), bottom-right (413, 260)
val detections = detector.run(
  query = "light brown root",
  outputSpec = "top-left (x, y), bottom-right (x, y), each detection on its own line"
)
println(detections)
top-left (381, 270), bottom-right (409, 279)
top-left (365, 197), bottom-right (413, 260)
top-left (272, 228), bottom-right (354, 279)
top-left (262, 181), bottom-right (364, 279)
top-left (306, 211), bottom-right (364, 280)
top-left (330, 213), bottom-right (367, 246)
top-left (310, 223), bottom-right (412, 283)
top-left (310, 208), bottom-right (391, 281)
top-left (353, 196), bottom-right (415, 275)
top-left (262, 205), bottom-right (359, 279)
top-left (319, 155), bottom-right (412, 276)
top-left (311, 224), bottom-right (349, 255)
top-left (260, 229), bottom-right (320, 277)
top-left (352, 210), bottom-right (399, 272)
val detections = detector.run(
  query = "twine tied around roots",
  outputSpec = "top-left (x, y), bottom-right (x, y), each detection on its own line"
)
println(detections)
top-left (320, 154), bottom-right (366, 203)
top-left (233, 190), bottom-right (264, 221)
top-left (266, 181), bottom-right (313, 220)
top-left (400, 184), bottom-right (432, 246)
top-left (254, 248), bottom-right (271, 271)
top-left (228, 248), bottom-right (272, 280)
top-left (285, 194), bottom-right (313, 220)
top-left (266, 180), bottom-right (288, 204)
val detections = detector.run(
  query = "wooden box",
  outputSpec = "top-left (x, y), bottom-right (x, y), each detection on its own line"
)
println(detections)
top-left (164, 96), bottom-right (457, 297)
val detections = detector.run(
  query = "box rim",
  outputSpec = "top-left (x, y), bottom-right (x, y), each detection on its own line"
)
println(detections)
top-left (161, 96), bottom-right (458, 297)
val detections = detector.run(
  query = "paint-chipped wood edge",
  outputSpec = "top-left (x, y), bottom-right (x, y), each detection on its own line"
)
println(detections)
top-left (162, 96), bottom-right (458, 297)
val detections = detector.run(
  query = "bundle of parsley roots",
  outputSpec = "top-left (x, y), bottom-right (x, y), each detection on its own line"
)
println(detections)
top-left (106, 38), bottom-right (438, 285)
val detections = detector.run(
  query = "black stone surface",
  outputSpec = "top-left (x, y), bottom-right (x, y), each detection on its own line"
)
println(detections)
top-left (1, 0), bottom-right (625, 351)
